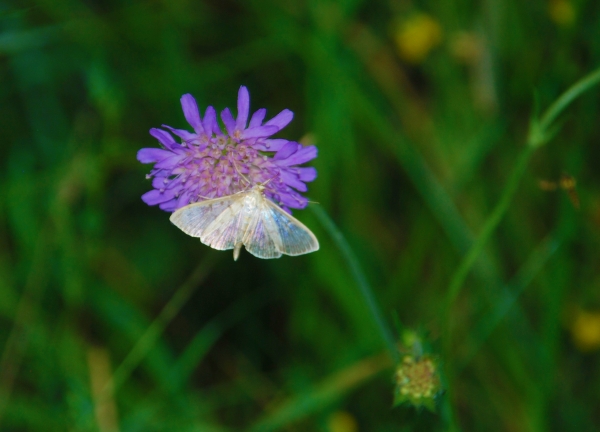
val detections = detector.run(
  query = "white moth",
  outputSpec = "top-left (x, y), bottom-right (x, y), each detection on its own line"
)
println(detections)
top-left (170, 184), bottom-right (319, 260)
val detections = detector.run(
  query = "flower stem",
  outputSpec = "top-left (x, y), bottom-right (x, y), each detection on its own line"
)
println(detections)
top-left (445, 145), bottom-right (534, 311)
top-left (529, 66), bottom-right (600, 147)
top-left (537, 67), bottom-right (600, 137)
top-left (442, 68), bottom-right (600, 427)
top-left (445, 66), bottom-right (600, 332)
top-left (311, 206), bottom-right (399, 363)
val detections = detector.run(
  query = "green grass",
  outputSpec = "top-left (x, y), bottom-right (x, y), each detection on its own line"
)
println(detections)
top-left (2, 0), bottom-right (600, 430)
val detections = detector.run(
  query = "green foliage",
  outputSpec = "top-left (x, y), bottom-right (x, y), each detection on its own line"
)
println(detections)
top-left (2, 0), bottom-right (600, 430)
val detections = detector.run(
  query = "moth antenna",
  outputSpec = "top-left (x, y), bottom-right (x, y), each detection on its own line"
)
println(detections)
top-left (262, 176), bottom-right (277, 187)
top-left (258, 172), bottom-right (286, 195)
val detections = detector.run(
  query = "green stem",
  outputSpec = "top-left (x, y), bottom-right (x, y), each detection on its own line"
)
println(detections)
top-left (529, 66), bottom-right (600, 147)
top-left (459, 234), bottom-right (561, 372)
top-left (101, 255), bottom-right (216, 399)
top-left (311, 206), bottom-right (399, 363)
top-left (446, 66), bottom-right (600, 329)
top-left (441, 145), bottom-right (534, 423)
top-left (0, 224), bottom-right (51, 424)
top-left (441, 67), bottom-right (600, 431)
top-left (539, 67), bottom-right (600, 132)
top-left (445, 145), bottom-right (535, 309)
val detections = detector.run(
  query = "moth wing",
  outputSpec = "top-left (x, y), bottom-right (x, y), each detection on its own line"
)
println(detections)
top-left (170, 195), bottom-right (247, 251)
top-left (262, 199), bottom-right (319, 256)
top-left (240, 197), bottom-right (283, 259)
top-left (201, 197), bottom-right (252, 251)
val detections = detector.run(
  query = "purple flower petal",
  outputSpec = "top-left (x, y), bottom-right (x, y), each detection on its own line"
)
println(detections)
top-left (278, 190), bottom-right (308, 209)
top-left (148, 168), bottom-right (167, 178)
top-left (162, 125), bottom-right (196, 143)
top-left (151, 176), bottom-right (167, 189)
top-left (262, 139), bottom-right (289, 151)
top-left (137, 148), bottom-right (173, 164)
top-left (142, 188), bottom-right (177, 205)
top-left (280, 170), bottom-right (308, 192)
top-left (150, 128), bottom-right (177, 149)
top-left (252, 138), bottom-right (289, 152)
top-left (242, 125), bottom-right (279, 139)
top-left (181, 94), bottom-right (204, 134)
top-left (154, 154), bottom-right (186, 169)
top-left (273, 141), bottom-right (299, 160)
top-left (203, 106), bottom-right (220, 136)
top-left (175, 190), bottom-right (192, 208)
top-left (152, 176), bottom-right (182, 190)
top-left (221, 108), bottom-right (236, 136)
top-left (276, 145), bottom-right (317, 165)
top-left (265, 109), bottom-right (293, 131)
top-left (249, 108), bottom-right (266, 128)
top-left (159, 199), bottom-right (178, 211)
top-left (297, 167), bottom-right (317, 182)
top-left (236, 86), bottom-right (250, 130)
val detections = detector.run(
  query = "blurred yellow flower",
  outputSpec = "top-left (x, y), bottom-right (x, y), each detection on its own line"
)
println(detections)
top-left (393, 13), bottom-right (442, 64)
top-left (548, 0), bottom-right (576, 27)
top-left (327, 410), bottom-right (358, 432)
top-left (570, 310), bottom-right (600, 352)
top-left (450, 31), bottom-right (483, 65)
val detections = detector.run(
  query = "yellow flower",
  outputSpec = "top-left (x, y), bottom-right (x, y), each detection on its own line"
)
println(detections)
top-left (393, 13), bottom-right (442, 64)
top-left (327, 411), bottom-right (358, 432)
top-left (548, 0), bottom-right (576, 27)
top-left (570, 310), bottom-right (600, 352)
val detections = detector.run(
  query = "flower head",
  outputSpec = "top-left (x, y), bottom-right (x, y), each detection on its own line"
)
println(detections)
top-left (393, 354), bottom-right (441, 411)
top-left (549, 0), bottom-right (576, 27)
top-left (137, 86), bottom-right (317, 213)
top-left (393, 13), bottom-right (442, 64)
top-left (570, 308), bottom-right (600, 352)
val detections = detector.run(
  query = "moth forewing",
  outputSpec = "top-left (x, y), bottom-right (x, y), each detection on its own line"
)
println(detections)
top-left (201, 198), bottom-right (249, 251)
top-left (170, 185), bottom-right (319, 260)
top-left (264, 199), bottom-right (319, 255)
top-left (169, 196), bottom-right (240, 238)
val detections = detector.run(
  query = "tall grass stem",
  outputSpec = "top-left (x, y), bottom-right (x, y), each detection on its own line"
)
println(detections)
top-left (537, 67), bottom-right (600, 135)
top-left (311, 206), bottom-right (399, 363)
top-left (446, 66), bottom-right (600, 329)
top-left (101, 255), bottom-right (217, 399)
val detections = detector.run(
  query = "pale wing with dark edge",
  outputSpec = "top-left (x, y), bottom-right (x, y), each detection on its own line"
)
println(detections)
top-left (169, 195), bottom-right (249, 251)
top-left (240, 197), bottom-right (283, 259)
top-left (260, 198), bottom-right (319, 256)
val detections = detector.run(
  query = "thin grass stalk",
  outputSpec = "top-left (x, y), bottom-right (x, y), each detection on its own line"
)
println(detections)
top-left (0, 224), bottom-right (51, 425)
top-left (311, 206), bottom-right (399, 363)
top-left (100, 255), bottom-right (217, 400)
top-left (458, 234), bottom-right (561, 372)
top-left (442, 66), bottom-right (600, 429)
top-left (445, 66), bottom-right (600, 332)
top-left (537, 67), bottom-right (600, 135)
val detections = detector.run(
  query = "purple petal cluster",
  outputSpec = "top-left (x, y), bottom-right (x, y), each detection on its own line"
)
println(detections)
top-left (137, 86), bottom-right (317, 213)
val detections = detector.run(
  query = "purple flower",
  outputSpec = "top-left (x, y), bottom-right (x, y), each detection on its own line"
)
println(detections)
top-left (137, 86), bottom-right (317, 213)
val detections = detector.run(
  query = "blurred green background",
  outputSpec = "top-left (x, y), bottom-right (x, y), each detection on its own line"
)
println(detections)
top-left (2, 0), bottom-right (600, 430)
